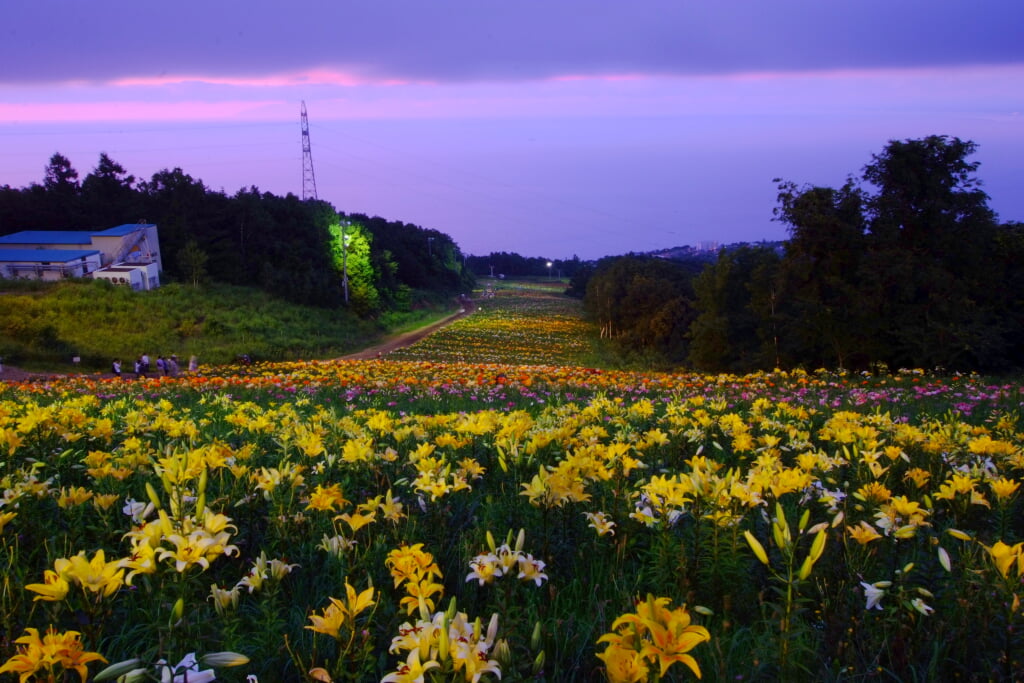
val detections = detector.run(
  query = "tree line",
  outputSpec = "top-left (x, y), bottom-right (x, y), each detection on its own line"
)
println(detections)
top-left (0, 153), bottom-right (474, 314)
top-left (464, 252), bottom-right (586, 280)
top-left (575, 136), bottom-right (1024, 372)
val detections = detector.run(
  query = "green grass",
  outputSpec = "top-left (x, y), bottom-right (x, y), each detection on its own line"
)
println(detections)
top-left (0, 279), bottom-right (457, 371)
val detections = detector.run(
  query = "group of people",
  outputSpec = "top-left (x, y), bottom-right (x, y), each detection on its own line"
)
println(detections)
top-left (111, 353), bottom-right (198, 379)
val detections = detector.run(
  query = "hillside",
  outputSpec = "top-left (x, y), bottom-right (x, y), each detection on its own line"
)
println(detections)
top-left (0, 279), bottom-right (458, 371)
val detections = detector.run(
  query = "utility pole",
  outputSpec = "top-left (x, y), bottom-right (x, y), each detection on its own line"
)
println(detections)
top-left (300, 101), bottom-right (318, 201)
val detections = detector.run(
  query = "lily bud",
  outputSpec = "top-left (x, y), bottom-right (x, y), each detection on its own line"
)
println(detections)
top-left (445, 596), bottom-right (458, 620)
top-left (438, 615), bottom-right (450, 662)
top-left (772, 519), bottom-right (787, 551)
top-left (160, 471), bottom-right (174, 496)
top-left (145, 482), bottom-right (163, 510)
top-left (744, 530), bottom-right (770, 565)
top-left (92, 658), bottom-right (144, 682)
top-left (532, 650), bottom-right (546, 676)
top-left (201, 652), bottom-right (251, 668)
top-left (171, 597), bottom-right (184, 623)
top-left (487, 613), bottom-right (500, 643)
top-left (775, 503), bottom-right (789, 534)
top-left (807, 521), bottom-right (829, 536)
top-left (158, 509), bottom-right (174, 536)
top-left (493, 639), bottom-right (512, 667)
top-left (797, 554), bottom-right (814, 581)
top-left (809, 529), bottom-right (828, 565)
top-left (196, 468), bottom-right (207, 514)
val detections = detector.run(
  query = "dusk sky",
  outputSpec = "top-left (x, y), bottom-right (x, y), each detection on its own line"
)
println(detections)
top-left (3, 1), bottom-right (1023, 260)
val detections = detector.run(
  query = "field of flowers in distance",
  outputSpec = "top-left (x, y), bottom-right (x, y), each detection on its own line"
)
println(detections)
top-left (1, 282), bottom-right (1024, 682)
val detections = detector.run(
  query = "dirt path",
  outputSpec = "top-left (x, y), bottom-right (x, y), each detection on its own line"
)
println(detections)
top-left (0, 365), bottom-right (42, 382)
top-left (339, 297), bottom-right (474, 360)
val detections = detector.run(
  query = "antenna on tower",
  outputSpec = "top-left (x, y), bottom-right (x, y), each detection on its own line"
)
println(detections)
top-left (300, 101), bottom-right (318, 201)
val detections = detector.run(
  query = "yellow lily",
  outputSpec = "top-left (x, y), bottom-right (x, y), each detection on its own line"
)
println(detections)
top-left (25, 570), bottom-right (70, 602)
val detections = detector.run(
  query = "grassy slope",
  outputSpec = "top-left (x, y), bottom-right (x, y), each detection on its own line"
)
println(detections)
top-left (0, 279), bottom-right (450, 371)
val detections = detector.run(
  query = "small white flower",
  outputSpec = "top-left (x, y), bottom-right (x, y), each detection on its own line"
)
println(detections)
top-left (159, 653), bottom-right (215, 683)
top-left (860, 581), bottom-right (886, 610)
top-left (123, 497), bottom-right (154, 523)
top-left (910, 598), bottom-right (934, 616)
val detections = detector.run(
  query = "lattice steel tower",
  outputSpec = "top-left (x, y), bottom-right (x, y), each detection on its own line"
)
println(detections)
top-left (300, 101), bottom-right (318, 200)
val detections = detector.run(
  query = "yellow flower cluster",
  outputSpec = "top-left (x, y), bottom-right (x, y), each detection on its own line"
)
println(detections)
top-left (387, 544), bottom-right (445, 617)
top-left (597, 594), bottom-right (710, 682)
top-left (0, 626), bottom-right (106, 682)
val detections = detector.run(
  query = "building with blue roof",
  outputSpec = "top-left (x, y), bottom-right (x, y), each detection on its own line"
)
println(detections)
top-left (0, 248), bottom-right (102, 280)
top-left (0, 224), bottom-right (162, 288)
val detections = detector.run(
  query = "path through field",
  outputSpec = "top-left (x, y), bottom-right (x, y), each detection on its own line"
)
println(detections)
top-left (338, 297), bottom-right (475, 359)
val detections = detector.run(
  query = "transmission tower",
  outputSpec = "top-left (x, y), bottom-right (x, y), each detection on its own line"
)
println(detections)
top-left (300, 101), bottom-right (318, 201)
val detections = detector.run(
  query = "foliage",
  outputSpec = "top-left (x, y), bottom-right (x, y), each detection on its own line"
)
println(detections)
top-left (353, 214), bottom-right (474, 299)
top-left (580, 136), bottom-right (1024, 373)
top-left (0, 279), bottom-right (390, 369)
top-left (583, 256), bottom-right (700, 367)
top-left (465, 253), bottom-right (585, 281)
top-left (0, 157), bottom-right (472, 314)
top-left (688, 245), bottom-right (782, 372)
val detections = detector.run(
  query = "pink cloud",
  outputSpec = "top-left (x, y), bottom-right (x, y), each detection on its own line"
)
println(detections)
top-left (2, 62), bottom-right (1020, 126)
top-left (109, 68), bottom-right (422, 89)
top-left (0, 99), bottom-right (286, 123)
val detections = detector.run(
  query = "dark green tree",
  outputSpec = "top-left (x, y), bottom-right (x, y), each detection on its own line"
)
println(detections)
top-left (773, 135), bottom-right (1012, 371)
top-left (773, 180), bottom-right (867, 369)
top-left (39, 152), bottom-right (81, 226)
top-left (688, 246), bottom-right (782, 372)
top-left (565, 262), bottom-right (594, 298)
top-left (81, 153), bottom-right (138, 226)
top-left (860, 135), bottom-right (1003, 369)
top-left (584, 256), bottom-right (697, 365)
top-left (43, 152), bottom-right (80, 194)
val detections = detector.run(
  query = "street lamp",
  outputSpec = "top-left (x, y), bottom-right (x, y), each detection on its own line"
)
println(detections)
top-left (547, 261), bottom-right (553, 280)
top-left (341, 221), bottom-right (350, 304)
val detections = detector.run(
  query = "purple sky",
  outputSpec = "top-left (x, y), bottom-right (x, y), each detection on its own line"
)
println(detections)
top-left (2, 1), bottom-right (1023, 259)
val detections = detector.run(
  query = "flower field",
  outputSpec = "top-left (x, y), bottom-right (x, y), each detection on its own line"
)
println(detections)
top-left (387, 284), bottom-right (596, 366)
top-left (2, 287), bottom-right (1024, 682)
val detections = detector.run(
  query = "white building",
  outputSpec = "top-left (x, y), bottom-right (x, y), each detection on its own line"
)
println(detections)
top-left (0, 224), bottom-right (162, 289)
top-left (0, 248), bottom-right (102, 281)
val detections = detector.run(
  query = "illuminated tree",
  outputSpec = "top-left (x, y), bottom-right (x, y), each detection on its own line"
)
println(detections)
top-left (328, 220), bottom-right (379, 315)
